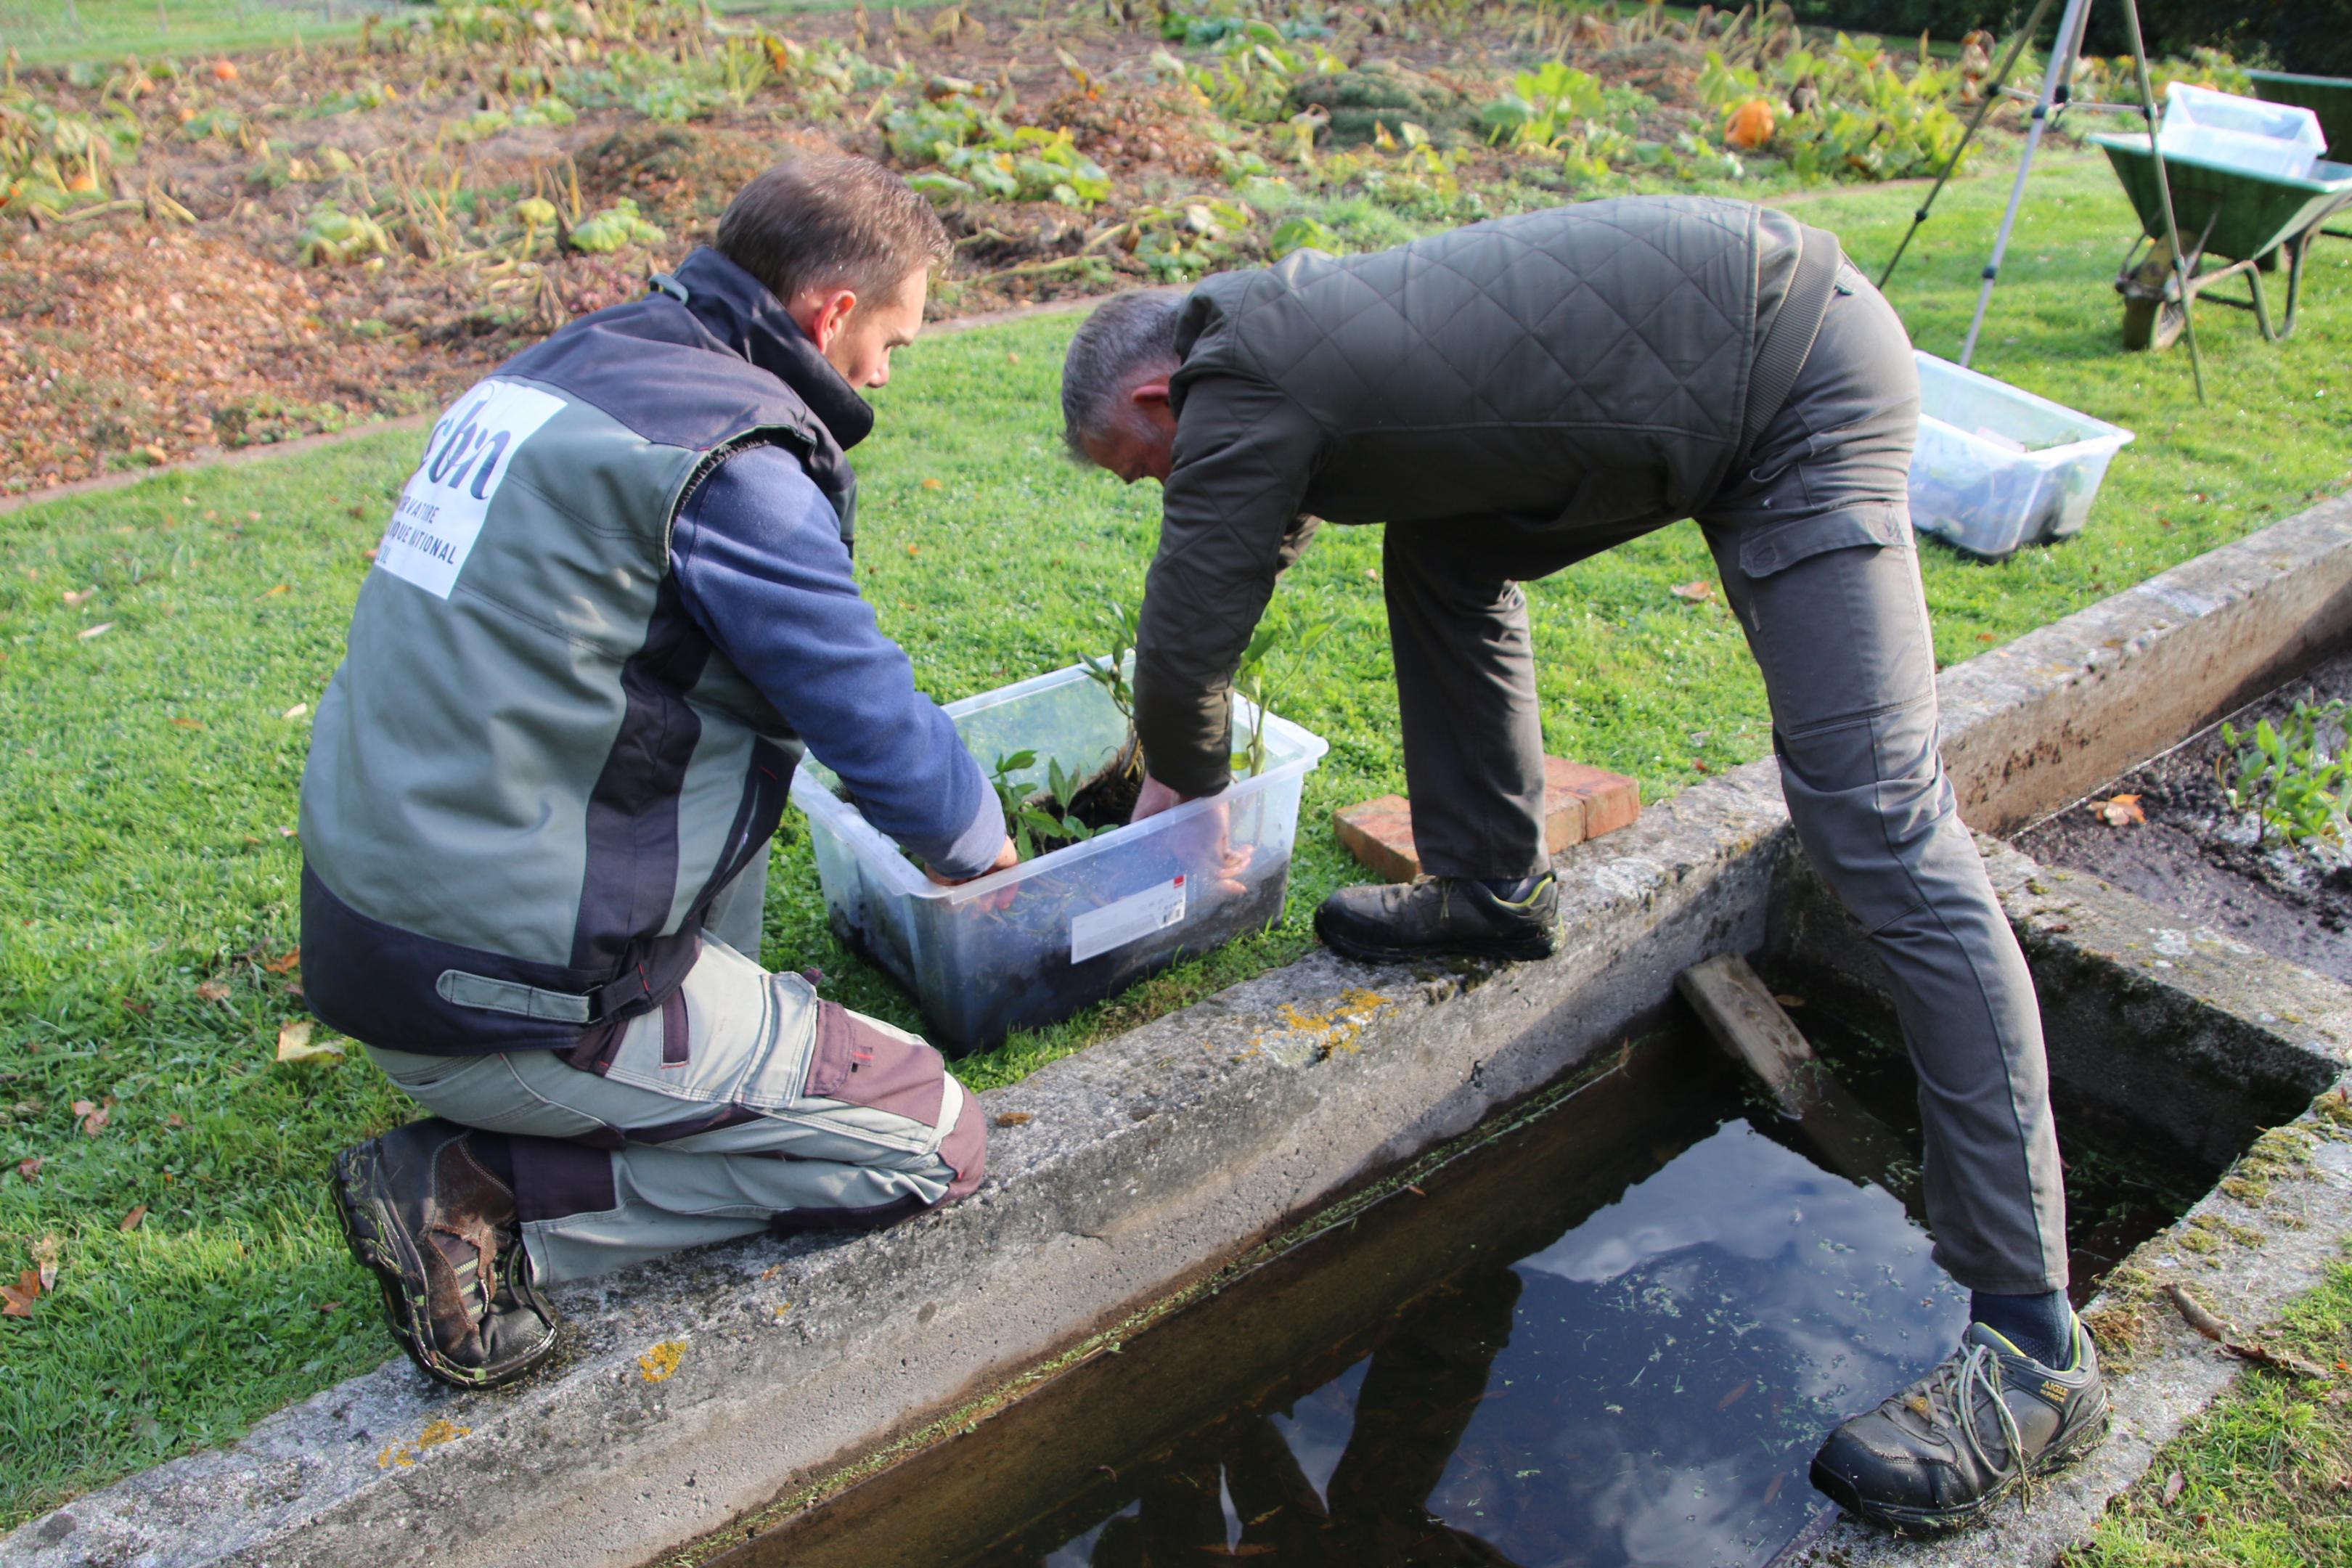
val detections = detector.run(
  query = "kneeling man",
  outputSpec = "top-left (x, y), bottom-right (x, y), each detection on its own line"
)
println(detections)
top-left (305, 154), bottom-right (1008, 1388)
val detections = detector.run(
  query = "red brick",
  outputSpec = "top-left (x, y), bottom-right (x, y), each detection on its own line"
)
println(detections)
top-left (1541, 764), bottom-right (1586, 852)
top-left (1332, 794), bottom-right (1420, 883)
top-left (1336, 759), bottom-right (1640, 881)
top-left (1548, 759), bottom-right (1641, 841)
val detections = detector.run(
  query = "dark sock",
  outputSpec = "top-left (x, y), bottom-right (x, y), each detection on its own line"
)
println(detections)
top-left (466, 1129), bottom-right (517, 1191)
top-left (1972, 1289), bottom-right (2074, 1367)
top-left (1479, 873), bottom-right (1547, 903)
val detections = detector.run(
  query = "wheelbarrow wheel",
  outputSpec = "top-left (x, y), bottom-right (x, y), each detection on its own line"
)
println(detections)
top-left (2121, 293), bottom-right (2186, 352)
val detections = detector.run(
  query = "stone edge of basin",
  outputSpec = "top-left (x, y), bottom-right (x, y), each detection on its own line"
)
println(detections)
top-left (7, 494), bottom-right (2350, 1568)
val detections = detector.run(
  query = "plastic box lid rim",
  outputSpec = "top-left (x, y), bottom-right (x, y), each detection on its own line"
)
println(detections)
top-left (789, 660), bottom-right (1331, 905)
top-left (1912, 351), bottom-right (2134, 463)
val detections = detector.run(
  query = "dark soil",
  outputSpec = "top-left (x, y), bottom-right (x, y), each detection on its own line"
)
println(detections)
top-left (1034, 740), bottom-right (1143, 844)
top-left (2016, 650), bottom-right (2352, 986)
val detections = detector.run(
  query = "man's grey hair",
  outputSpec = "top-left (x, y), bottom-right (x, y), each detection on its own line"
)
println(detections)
top-left (1060, 290), bottom-right (1183, 459)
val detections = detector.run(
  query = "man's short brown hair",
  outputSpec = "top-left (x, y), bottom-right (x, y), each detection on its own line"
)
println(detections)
top-left (716, 152), bottom-right (951, 304)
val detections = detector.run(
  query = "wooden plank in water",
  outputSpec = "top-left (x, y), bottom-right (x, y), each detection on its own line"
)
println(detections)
top-left (1678, 953), bottom-right (1926, 1220)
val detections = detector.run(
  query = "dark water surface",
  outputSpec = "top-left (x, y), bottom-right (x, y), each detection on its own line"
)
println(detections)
top-left (730, 1011), bottom-right (2194, 1568)
top-left (738, 1030), bottom-right (1990, 1568)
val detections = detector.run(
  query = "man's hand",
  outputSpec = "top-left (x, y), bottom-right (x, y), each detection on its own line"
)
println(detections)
top-left (1132, 775), bottom-right (1255, 896)
top-left (1130, 774), bottom-right (1193, 823)
top-left (925, 835), bottom-right (1018, 889)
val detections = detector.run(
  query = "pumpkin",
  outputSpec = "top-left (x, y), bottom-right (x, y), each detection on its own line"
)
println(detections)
top-left (1725, 97), bottom-right (1775, 151)
top-left (211, 59), bottom-right (240, 83)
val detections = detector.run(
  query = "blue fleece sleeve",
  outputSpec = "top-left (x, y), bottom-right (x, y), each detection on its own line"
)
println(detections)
top-left (670, 445), bottom-right (1004, 878)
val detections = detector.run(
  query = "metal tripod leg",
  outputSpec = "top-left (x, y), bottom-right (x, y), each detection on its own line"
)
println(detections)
top-left (1874, 0), bottom-right (2058, 294)
top-left (2118, 0), bottom-right (2205, 399)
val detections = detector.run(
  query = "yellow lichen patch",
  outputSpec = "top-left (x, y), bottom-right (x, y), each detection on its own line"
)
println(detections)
top-left (375, 1418), bottom-right (472, 1469)
top-left (1254, 987), bottom-right (1394, 1060)
top-left (775, 1301), bottom-right (793, 1320)
top-left (638, 1339), bottom-right (687, 1382)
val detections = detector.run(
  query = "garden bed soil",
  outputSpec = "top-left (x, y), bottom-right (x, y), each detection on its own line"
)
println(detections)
top-left (2016, 649), bottom-right (2352, 986)
top-left (0, 0), bottom-right (2039, 494)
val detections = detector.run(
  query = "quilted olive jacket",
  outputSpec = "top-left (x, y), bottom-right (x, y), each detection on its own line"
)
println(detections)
top-left (1135, 195), bottom-right (1834, 796)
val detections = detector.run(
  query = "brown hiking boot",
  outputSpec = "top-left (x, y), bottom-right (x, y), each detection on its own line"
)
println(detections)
top-left (332, 1118), bottom-right (559, 1389)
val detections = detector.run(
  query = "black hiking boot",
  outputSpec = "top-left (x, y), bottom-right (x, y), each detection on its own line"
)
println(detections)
top-left (1811, 1319), bottom-right (2110, 1532)
top-left (332, 1118), bottom-right (560, 1389)
top-left (1314, 873), bottom-right (1560, 963)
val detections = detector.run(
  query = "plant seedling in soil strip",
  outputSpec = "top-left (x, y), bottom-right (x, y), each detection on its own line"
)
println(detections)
top-left (2216, 701), bottom-right (2352, 849)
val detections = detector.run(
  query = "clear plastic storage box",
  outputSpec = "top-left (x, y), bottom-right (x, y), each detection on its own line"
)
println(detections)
top-left (2158, 82), bottom-right (2326, 180)
top-left (1908, 352), bottom-right (2134, 560)
top-left (791, 661), bottom-right (1329, 1050)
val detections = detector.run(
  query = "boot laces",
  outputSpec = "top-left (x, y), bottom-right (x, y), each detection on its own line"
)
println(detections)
top-left (1911, 1342), bottom-right (2027, 1487)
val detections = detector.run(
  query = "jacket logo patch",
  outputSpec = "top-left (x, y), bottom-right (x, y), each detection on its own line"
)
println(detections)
top-left (377, 378), bottom-right (566, 599)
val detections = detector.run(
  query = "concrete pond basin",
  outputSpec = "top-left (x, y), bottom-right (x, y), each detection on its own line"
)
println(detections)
top-left (9, 491), bottom-right (2352, 1568)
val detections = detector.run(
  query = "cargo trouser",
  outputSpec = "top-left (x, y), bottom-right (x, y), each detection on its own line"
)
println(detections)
top-left (1380, 261), bottom-right (2067, 1296)
top-left (367, 934), bottom-right (985, 1285)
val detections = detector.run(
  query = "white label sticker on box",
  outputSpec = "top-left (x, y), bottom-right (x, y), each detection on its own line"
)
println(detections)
top-left (377, 378), bottom-right (565, 599)
top-left (1071, 874), bottom-right (1188, 963)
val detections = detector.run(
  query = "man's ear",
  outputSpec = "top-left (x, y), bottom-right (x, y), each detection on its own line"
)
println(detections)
top-left (1129, 380), bottom-right (1172, 409)
top-left (789, 285), bottom-right (860, 352)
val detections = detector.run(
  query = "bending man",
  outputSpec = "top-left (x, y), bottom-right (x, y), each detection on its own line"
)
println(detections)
top-left (1057, 197), bottom-right (2104, 1532)
top-left (303, 155), bottom-right (1005, 1389)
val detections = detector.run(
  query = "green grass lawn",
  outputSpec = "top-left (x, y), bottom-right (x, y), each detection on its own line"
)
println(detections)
top-left (2, 152), bottom-right (2350, 1527)
top-left (0, 0), bottom-right (378, 68)
top-left (2075, 1257), bottom-right (2352, 1566)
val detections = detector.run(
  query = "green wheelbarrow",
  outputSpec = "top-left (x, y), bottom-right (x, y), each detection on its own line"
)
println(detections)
top-left (2250, 69), bottom-right (2352, 241)
top-left (2091, 131), bottom-right (2352, 351)
top-left (2249, 69), bottom-right (2352, 161)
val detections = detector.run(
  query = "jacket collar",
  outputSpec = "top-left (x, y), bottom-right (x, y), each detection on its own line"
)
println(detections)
top-left (663, 248), bottom-right (876, 452)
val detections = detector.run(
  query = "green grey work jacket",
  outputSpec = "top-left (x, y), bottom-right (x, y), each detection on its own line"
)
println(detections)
top-left (298, 250), bottom-right (864, 1055)
top-left (1135, 195), bottom-right (1837, 796)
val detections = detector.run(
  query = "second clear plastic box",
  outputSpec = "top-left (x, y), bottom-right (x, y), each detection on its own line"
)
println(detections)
top-left (790, 661), bottom-right (1329, 1051)
top-left (1908, 353), bottom-right (2135, 560)
top-left (2159, 82), bottom-right (2326, 180)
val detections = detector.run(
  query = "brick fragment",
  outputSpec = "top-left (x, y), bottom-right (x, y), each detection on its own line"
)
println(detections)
top-left (1547, 759), bottom-right (1641, 841)
top-left (1333, 760), bottom-right (1643, 882)
top-left (1332, 794), bottom-right (1419, 883)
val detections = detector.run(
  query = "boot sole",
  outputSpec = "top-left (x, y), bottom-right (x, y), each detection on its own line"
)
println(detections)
top-left (332, 1139), bottom-right (555, 1392)
top-left (1812, 1402), bottom-right (2112, 1533)
top-left (1314, 915), bottom-right (1559, 967)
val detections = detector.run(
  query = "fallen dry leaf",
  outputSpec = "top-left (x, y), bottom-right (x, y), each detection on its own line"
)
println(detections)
top-left (15, 1156), bottom-right (41, 1183)
top-left (78, 622), bottom-right (114, 640)
top-left (362, 547), bottom-right (379, 561)
top-left (263, 946), bottom-right (301, 975)
top-left (282, 703), bottom-right (309, 721)
top-left (2094, 793), bottom-right (2146, 827)
top-left (195, 979), bottom-right (231, 1004)
top-left (276, 1018), bottom-right (343, 1063)
top-left (166, 1113), bottom-right (184, 1128)
top-left (0, 1268), bottom-right (40, 1318)
top-left (30, 1236), bottom-right (58, 1291)
top-left (2161, 1469), bottom-right (2185, 1507)
top-left (1773, 994), bottom-right (1805, 1009)
top-left (170, 716), bottom-right (203, 730)
top-left (71, 1098), bottom-right (110, 1136)
top-left (61, 586), bottom-right (94, 607)
top-left (921, 478), bottom-right (943, 491)
top-left (120, 1204), bottom-right (147, 1233)
top-left (258, 584), bottom-right (290, 599)
top-left (1669, 580), bottom-right (1716, 604)
top-left (994, 1111), bottom-right (1033, 1127)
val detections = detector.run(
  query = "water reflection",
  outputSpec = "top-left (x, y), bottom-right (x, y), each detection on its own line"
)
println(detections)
top-left (975, 1120), bottom-right (1966, 1568)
